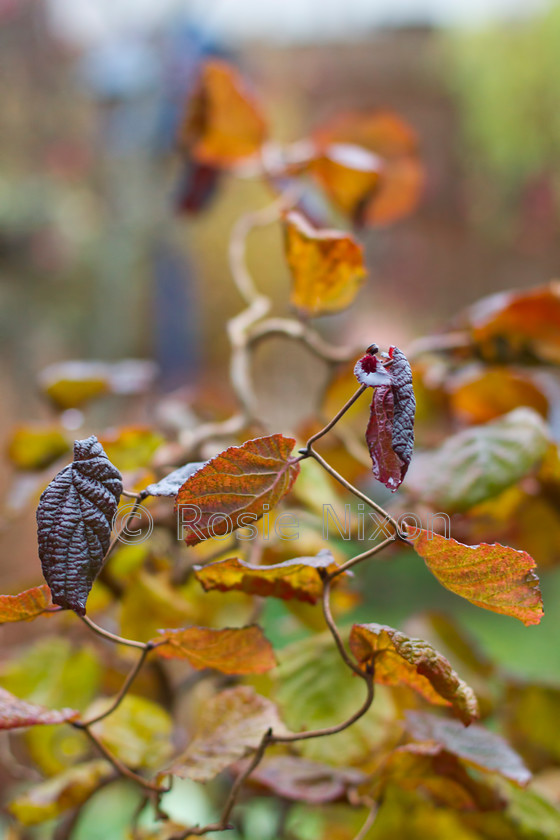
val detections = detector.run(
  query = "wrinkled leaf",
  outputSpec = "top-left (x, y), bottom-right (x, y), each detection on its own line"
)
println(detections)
top-left (153, 624), bottom-right (276, 675)
top-left (0, 585), bottom-right (53, 624)
top-left (141, 461), bottom-right (206, 499)
top-left (175, 434), bottom-right (300, 546)
top-left (194, 549), bottom-right (340, 604)
top-left (406, 407), bottom-right (549, 512)
top-left (36, 436), bottom-right (122, 615)
top-left (0, 687), bottom-right (79, 730)
top-left (349, 623), bottom-right (479, 725)
top-left (179, 60), bottom-right (267, 166)
top-left (89, 694), bottom-right (173, 770)
top-left (169, 686), bottom-right (288, 783)
top-left (411, 530), bottom-right (544, 626)
top-left (7, 425), bottom-right (70, 471)
top-left (406, 711), bottom-right (531, 785)
top-left (7, 760), bottom-right (112, 825)
top-left (354, 345), bottom-right (415, 490)
top-left (245, 755), bottom-right (366, 804)
top-left (99, 426), bottom-right (164, 472)
top-left (284, 211), bottom-right (367, 316)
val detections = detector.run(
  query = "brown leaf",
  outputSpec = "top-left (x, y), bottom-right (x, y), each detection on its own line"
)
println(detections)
top-left (168, 686), bottom-right (289, 782)
top-left (153, 625), bottom-right (276, 675)
top-left (194, 549), bottom-right (341, 605)
top-left (244, 754), bottom-right (366, 803)
top-left (406, 711), bottom-right (531, 785)
top-left (349, 623), bottom-right (479, 725)
top-left (175, 434), bottom-right (300, 546)
top-left (0, 585), bottom-right (53, 624)
top-left (284, 211), bottom-right (367, 316)
top-left (411, 530), bottom-right (544, 626)
top-left (0, 687), bottom-right (79, 730)
top-left (179, 60), bottom-right (267, 166)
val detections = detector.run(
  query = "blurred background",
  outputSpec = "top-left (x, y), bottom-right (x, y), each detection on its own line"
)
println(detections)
top-left (3, 0), bottom-right (560, 688)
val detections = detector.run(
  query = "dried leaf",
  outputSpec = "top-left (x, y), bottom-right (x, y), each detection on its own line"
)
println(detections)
top-left (0, 687), bottom-right (79, 730)
top-left (7, 425), bottom-right (69, 471)
top-left (36, 436), bottom-right (123, 615)
top-left (354, 345), bottom-right (415, 490)
top-left (7, 760), bottom-right (112, 826)
top-left (284, 211), bottom-right (367, 316)
top-left (349, 623), bottom-right (479, 725)
top-left (179, 60), bottom-right (267, 166)
top-left (194, 549), bottom-right (340, 604)
top-left (406, 711), bottom-right (531, 785)
top-left (153, 624), bottom-right (276, 675)
top-left (244, 755), bottom-right (366, 803)
top-left (309, 143), bottom-right (382, 221)
top-left (175, 434), bottom-right (300, 546)
top-left (0, 585), bottom-right (53, 624)
top-left (411, 530), bottom-right (544, 626)
top-left (405, 407), bottom-right (549, 512)
top-left (169, 686), bottom-right (288, 782)
top-left (141, 461), bottom-right (206, 499)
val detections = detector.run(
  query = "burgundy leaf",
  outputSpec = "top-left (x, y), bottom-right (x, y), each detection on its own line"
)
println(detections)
top-left (354, 345), bottom-right (415, 491)
top-left (36, 436), bottom-right (122, 615)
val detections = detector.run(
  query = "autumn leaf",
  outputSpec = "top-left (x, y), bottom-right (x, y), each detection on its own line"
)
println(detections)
top-left (447, 367), bottom-right (549, 426)
top-left (466, 281), bottom-right (560, 364)
top-left (354, 345), bottom-right (415, 490)
top-left (7, 425), bottom-right (69, 471)
top-left (283, 211), bottom-right (367, 316)
top-left (7, 760), bottom-right (113, 826)
top-left (349, 623), bottom-right (479, 725)
top-left (411, 530), bottom-right (544, 626)
top-left (89, 695), bottom-right (172, 770)
top-left (194, 549), bottom-right (341, 605)
top-left (36, 436), bottom-right (122, 615)
top-left (140, 461), bottom-right (206, 499)
top-left (153, 625), bottom-right (276, 675)
top-left (405, 408), bottom-right (549, 512)
top-left (175, 434), bottom-right (300, 546)
top-left (0, 585), bottom-right (53, 624)
top-left (179, 60), bottom-right (267, 166)
top-left (38, 360), bottom-right (157, 410)
top-left (313, 110), bottom-right (424, 226)
top-left (168, 686), bottom-right (289, 783)
top-left (243, 755), bottom-right (366, 804)
top-left (98, 426), bottom-right (164, 472)
top-left (0, 687), bottom-right (79, 730)
top-left (308, 143), bottom-right (382, 222)
top-left (406, 711), bottom-right (531, 785)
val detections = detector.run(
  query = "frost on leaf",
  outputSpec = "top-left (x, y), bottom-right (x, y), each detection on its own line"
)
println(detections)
top-left (141, 461), bottom-right (206, 499)
top-left (354, 345), bottom-right (415, 490)
top-left (36, 436), bottom-right (123, 615)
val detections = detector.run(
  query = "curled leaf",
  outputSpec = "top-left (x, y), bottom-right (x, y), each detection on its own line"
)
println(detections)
top-left (308, 143), bottom-right (382, 222)
top-left (169, 686), bottom-right (289, 783)
top-left (36, 436), bottom-right (123, 615)
top-left (141, 461), bottom-right (206, 499)
top-left (0, 687), bottom-right (79, 730)
top-left (0, 585), bottom-right (53, 624)
top-left (349, 623), bottom-right (479, 725)
top-left (411, 530), bottom-right (544, 626)
top-left (153, 625), bottom-right (276, 675)
top-left (194, 549), bottom-right (341, 604)
top-left (284, 211), bottom-right (367, 316)
top-left (179, 60), bottom-right (267, 166)
top-left (175, 434), bottom-right (300, 546)
top-left (354, 345), bottom-right (415, 490)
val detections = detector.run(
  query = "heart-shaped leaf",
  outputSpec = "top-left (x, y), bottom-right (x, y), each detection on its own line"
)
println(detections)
top-left (175, 434), bottom-right (300, 546)
top-left (36, 436), bottom-right (122, 615)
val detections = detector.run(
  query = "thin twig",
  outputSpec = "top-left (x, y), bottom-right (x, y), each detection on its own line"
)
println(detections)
top-left (321, 575), bottom-right (363, 677)
top-left (328, 535), bottom-right (398, 579)
top-left (82, 643), bottom-right (155, 725)
top-left (80, 615), bottom-right (146, 650)
top-left (303, 385), bottom-right (367, 451)
top-left (352, 804), bottom-right (377, 840)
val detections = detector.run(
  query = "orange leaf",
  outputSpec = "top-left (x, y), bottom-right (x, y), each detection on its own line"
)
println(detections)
top-left (284, 211), bottom-right (367, 316)
top-left (168, 686), bottom-right (289, 782)
top-left (349, 623), bottom-right (479, 725)
top-left (309, 144), bottom-right (382, 220)
top-left (448, 367), bottom-right (549, 425)
top-left (179, 60), bottom-right (267, 167)
top-left (194, 550), bottom-right (341, 605)
top-left (153, 625), bottom-right (276, 675)
top-left (411, 530), bottom-right (543, 626)
top-left (175, 434), bottom-right (300, 546)
top-left (0, 688), bottom-right (79, 730)
top-left (0, 585), bottom-right (53, 624)
top-left (313, 111), bottom-right (424, 226)
top-left (466, 281), bottom-right (560, 364)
